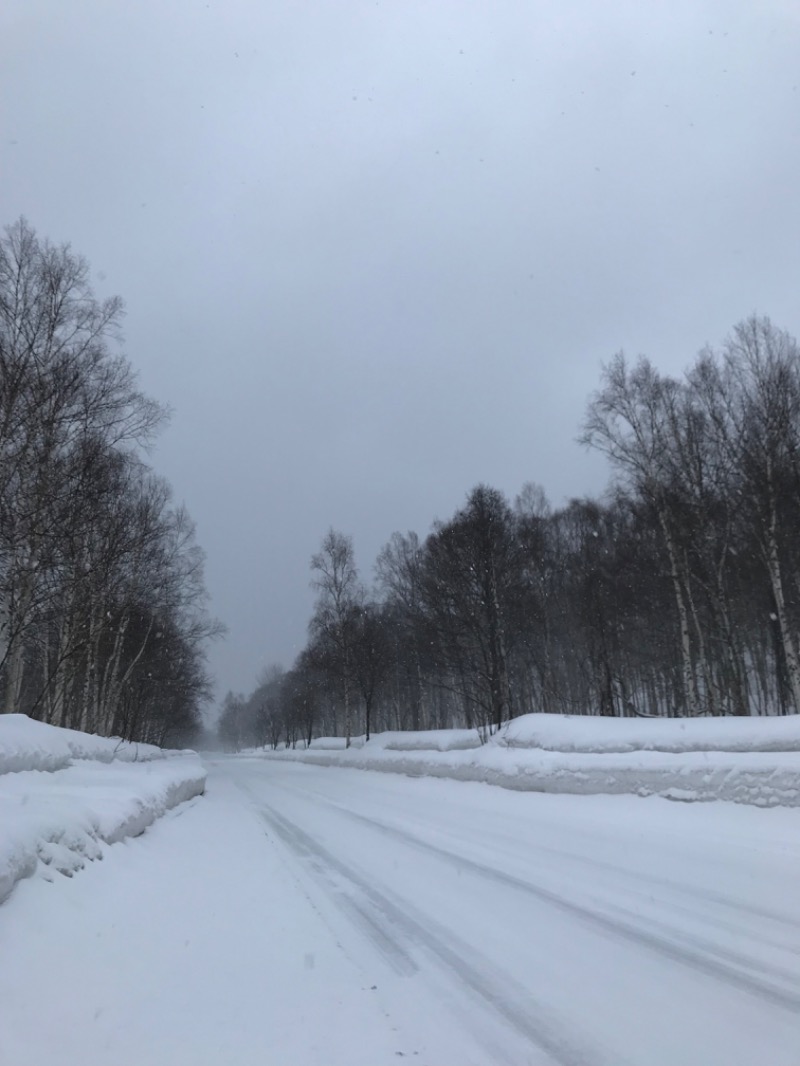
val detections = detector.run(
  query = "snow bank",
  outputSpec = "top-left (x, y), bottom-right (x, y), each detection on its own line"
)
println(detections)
top-left (304, 731), bottom-right (479, 753)
top-left (0, 715), bottom-right (206, 904)
top-left (259, 716), bottom-right (800, 808)
top-left (0, 756), bottom-right (206, 904)
top-left (497, 712), bottom-right (800, 754)
top-left (0, 714), bottom-right (171, 774)
top-left (309, 735), bottom-right (363, 750)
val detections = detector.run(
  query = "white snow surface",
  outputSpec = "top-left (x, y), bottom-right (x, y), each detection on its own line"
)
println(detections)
top-left (2, 757), bottom-right (799, 1066)
top-left (261, 714), bottom-right (800, 807)
top-left (0, 715), bottom-right (206, 904)
top-left (4, 716), bottom-right (800, 1063)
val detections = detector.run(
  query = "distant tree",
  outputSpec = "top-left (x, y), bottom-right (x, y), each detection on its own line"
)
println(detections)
top-left (352, 603), bottom-right (392, 741)
top-left (375, 531), bottom-right (429, 730)
top-left (420, 486), bottom-right (523, 730)
top-left (309, 530), bottom-right (363, 746)
top-left (582, 356), bottom-right (703, 715)
top-left (287, 651), bottom-right (321, 748)
top-left (693, 316), bottom-right (800, 713)
top-left (238, 316), bottom-right (800, 731)
top-left (217, 691), bottom-right (247, 752)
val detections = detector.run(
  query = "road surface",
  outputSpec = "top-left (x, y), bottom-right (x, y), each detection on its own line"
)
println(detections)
top-left (2, 756), bottom-right (799, 1065)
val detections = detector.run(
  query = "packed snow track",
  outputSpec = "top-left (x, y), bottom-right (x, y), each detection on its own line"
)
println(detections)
top-left (2, 756), bottom-right (799, 1066)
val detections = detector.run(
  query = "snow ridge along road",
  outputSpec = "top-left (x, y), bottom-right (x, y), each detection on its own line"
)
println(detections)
top-left (0, 716), bottom-right (206, 905)
top-left (3, 756), bottom-right (800, 1066)
top-left (262, 713), bottom-right (800, 807)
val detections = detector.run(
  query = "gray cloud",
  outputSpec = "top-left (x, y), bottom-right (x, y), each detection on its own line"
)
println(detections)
top-left (3, 0), bottom-right (799, 698)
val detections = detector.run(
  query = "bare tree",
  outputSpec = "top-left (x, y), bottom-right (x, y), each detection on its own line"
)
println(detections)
top-left (236, 317), bottom-right (800, 734)
top-left (352, 604), bottom-right (392, 741)
top-left (419, 486), bottom-right (522, 730)
top-left (309, 530), bottom-right (363, 746)
top-left (0, 218), bottom-right (218, 742)
top-left (693, 316), bottom-right (800, 713)
top-left (375, 531), bottom-right (429, 730)
top-left (582, 356), bottom-right (703, 715)
top-left (0, 218), bottom-right (164, 714)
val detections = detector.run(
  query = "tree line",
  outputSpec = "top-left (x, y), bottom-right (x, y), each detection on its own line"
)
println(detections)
top-left (222, 314), bottom-right (800, 750)
top-left (0, 219), bottom-right (220, 745)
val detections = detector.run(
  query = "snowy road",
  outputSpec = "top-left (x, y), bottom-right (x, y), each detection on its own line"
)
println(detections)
top-left (3, 757), bottom-right (800, 1065)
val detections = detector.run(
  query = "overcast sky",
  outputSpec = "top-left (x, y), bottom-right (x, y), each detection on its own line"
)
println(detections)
top-left (3, 0), bottom-right (799, 704)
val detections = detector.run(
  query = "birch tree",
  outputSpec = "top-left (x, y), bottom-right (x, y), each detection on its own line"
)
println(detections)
top-left (0, 218), bottom-right (163, 714)
top-left (582, 356), bottom-right (703, 715)
top-left (694, 316), bottom-right (800, 713)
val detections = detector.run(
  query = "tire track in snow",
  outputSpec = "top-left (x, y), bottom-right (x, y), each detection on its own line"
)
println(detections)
top-left (273, 775), bottom-right (800, 959)
top-left (318, 802), bottom-right (800, 1015)
top-left (257, 800), bottom-right (621, 1066)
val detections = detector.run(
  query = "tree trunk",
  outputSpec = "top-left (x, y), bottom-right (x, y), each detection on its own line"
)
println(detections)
top-left (658, 510), bottom-right (700, 715)
top-left (764, 503), bottom-right (800, 714)
top-left (343, 669), bottom-right (352, 748)
top-left (3, 637), bottom-right (26, 714)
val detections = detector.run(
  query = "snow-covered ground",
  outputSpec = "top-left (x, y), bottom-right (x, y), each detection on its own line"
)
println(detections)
top-left (0, 715), bottom-right (206, 904)
top-left (4, 715), bottom-right (800, 1063)
top-left (261, 714), bottom-right (800, 807)
top-left (2, 756), bottom-right (799, 1065)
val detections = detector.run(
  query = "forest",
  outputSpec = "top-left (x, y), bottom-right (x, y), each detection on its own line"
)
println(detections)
top-left (222, 314), bottom-right (800, 750)
top-left (0, 219), bottom-right (220, 745)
